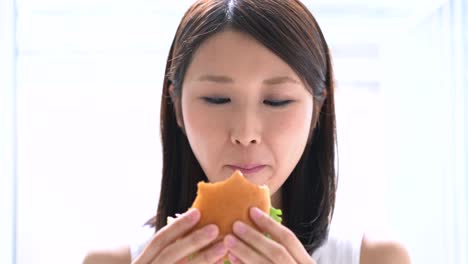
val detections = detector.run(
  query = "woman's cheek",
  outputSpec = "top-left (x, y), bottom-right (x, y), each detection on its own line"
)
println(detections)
top-left (185, 105), bottom-right (227, 139)
top-left (268, 108), bottom-right (309, 134)
top-left (183, 105), bottom-right (224, 174)
top-left (267, 108), bottom-right (312, 158)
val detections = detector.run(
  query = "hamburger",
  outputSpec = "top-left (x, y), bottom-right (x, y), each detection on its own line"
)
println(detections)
top-left (168, 170), bottom-right (282, 263)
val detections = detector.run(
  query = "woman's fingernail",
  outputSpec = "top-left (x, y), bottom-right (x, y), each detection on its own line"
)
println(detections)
top-left (233, 221), bottom-right (246, 235)
top-left (203, 224), bottom-right (218, 238)
top-left (187, 209), bottom-right (200, 223)
top-left (225, 235), bottom-right (237, 248)
top-left (250, 207), bottom-right (263, 220)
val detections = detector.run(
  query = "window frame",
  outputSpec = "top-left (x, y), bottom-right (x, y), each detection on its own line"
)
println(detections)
top-left (0, 0), bottom-right (17, 263)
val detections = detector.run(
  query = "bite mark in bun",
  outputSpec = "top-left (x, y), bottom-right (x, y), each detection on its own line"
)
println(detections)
top-left (190, 170), bottom-right (271, 238)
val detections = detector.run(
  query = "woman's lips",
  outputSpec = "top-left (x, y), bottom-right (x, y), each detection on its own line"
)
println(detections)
top-left (227, 165), bottom-right (266, 175)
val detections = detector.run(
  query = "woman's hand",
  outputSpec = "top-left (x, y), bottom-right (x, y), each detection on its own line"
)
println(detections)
top-left (223, 207), bottom-right (317, 264)
top-left (132, 209), bottom-right (227, 264)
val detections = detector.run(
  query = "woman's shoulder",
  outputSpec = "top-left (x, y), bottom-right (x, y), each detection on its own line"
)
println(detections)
top-left (82, 246), bottom-right (131, 264)
top-left (312, 230), bottom-right (411, 264)
top-left (84, 227), bottom-right (153, 264)
top-left (360, 234), bottom-right (411, 264)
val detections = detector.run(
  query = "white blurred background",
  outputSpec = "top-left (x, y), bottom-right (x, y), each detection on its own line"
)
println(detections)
top-left (0, 0), bottom-right (467, 263)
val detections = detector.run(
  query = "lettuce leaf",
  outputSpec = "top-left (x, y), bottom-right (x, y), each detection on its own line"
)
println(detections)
top-left (270, 206), bottom-right (283, 223)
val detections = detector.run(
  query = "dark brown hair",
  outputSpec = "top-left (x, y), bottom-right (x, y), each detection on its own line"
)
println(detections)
top-left (147, 0), bottom-right (337, 254)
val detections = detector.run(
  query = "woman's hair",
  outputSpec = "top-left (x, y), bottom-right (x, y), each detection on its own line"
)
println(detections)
top-left (146, 0), bottom-right (337, 254)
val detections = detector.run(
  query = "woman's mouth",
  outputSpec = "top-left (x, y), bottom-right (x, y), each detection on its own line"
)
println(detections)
top-left (226, 164), bottom-right (266, 175)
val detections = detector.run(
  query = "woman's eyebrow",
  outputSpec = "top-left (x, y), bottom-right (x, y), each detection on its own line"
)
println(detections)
top-left (196, 75), bottom-right (301, 85)
top-left (197, 75), bottom-right (233, 83)
top-left (263, 76), bottom-right (301, 85)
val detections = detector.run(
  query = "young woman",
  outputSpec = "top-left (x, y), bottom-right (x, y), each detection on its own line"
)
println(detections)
top-left (84, 0), bottom-right (411, 263)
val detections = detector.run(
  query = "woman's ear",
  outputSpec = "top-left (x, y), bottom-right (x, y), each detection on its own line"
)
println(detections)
top-left (168, 84), bottom-right (185, 130)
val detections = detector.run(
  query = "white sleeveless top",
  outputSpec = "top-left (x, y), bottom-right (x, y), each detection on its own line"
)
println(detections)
top-left (129, 227), bottom-right (363, 264)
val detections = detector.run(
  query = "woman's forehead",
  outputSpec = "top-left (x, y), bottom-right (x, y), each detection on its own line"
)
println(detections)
top-left (183, 30), bottom-right (302, 86)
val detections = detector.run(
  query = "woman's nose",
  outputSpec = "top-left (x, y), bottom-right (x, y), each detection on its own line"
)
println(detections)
top-left (229, 110), bottom-right (261, 146)
top-left (231, 136), bottom-right (259, 146)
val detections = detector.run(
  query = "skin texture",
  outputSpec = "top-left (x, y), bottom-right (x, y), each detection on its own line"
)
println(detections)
top-left (83, 30), bottom-right (412, 264)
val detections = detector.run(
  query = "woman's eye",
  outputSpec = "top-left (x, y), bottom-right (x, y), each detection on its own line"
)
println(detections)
top-left (202, 97), bottom-right (231, 104)
top-left (264, 100), bottom-right (293, 107)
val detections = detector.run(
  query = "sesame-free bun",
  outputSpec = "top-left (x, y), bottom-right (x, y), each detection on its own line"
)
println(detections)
top-left (190, 170), bottom-right (271, 238)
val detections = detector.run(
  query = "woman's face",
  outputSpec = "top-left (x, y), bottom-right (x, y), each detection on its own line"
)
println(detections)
top-left (174, 30), bottom-right (313, 200)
